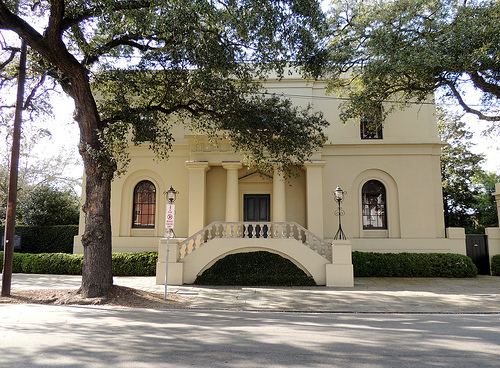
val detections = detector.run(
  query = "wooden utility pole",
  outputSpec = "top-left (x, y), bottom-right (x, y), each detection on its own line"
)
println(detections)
top-left (1, 40), bottom-right (26, 297)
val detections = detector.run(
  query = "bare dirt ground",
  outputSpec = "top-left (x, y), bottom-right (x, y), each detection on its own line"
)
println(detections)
top-left (0, 286), bottom-right (188, 309)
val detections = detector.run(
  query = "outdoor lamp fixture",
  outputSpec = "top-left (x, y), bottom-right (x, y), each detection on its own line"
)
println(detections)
top-left (333, 186), bottom-right (347, 240)
top-left (166, 185), bottom-right (177, 203)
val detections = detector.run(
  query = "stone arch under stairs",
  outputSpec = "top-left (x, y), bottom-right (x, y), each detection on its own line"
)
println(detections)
top-left (181, 238), bottom-right (330, 285)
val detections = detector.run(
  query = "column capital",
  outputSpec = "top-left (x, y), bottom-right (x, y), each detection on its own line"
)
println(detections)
top-left (222, 161), bottom-right (243, 170)
top-left (185, 160), bottom-right (210, 171)
top-left (304, 160), bottom-right (326, 168)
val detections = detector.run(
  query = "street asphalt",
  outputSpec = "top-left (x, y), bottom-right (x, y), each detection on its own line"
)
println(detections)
top-left (0, 305), bottom-right (499, 367)
top-left (1, 273), bottom-right (500, 367)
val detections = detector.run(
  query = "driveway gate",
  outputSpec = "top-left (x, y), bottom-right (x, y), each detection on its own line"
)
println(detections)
top-left (465, 234), bottom-right (490, 275)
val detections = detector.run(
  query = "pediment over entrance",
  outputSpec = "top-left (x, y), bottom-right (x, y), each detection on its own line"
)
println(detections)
top-left (238, 171), bottom-right (272, 183)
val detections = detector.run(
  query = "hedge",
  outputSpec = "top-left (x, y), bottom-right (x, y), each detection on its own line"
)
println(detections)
top-left (0, 225), bottom-right (78, 254)
top-left (352, 252), bottom-right (477, 278)
top-left (0, 251), bottom-right (478, 279)
top-left (491, 255), bottom-right (500, 276)
top-left (0, 251), bottom-right (157, 276)
top-left (194, 251), bottom-right (316, 286)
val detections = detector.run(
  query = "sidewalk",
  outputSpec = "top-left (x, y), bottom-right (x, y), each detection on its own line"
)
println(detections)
top-left (3, 273), bottom-right (500, 313)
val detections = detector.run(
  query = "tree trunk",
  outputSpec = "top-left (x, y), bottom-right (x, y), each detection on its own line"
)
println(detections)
top-left (80, 165), bottom-right (113, 297)
top-left (70, 70), bottom-right (116, 298)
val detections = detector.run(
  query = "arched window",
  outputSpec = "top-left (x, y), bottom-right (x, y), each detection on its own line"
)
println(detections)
top-left (362, 180), bottom-right (387, 229)
top-left (132, 180), bottom-right (156, 228)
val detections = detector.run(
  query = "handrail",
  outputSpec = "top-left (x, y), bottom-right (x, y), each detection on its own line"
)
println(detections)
top-left (177, 221), bottom-right (332, 261)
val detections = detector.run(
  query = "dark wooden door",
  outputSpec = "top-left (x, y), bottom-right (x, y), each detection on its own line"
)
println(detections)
top-left (466, 234), bottom-right (490, 275)
top-left (244, 194), bottom-right (270, 237)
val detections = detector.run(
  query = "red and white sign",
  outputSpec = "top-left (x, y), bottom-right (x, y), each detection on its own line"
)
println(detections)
top-left (165, 203), bottom-right (175, 237)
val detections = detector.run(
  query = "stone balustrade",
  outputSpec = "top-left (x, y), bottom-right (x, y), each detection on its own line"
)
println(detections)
top-left (177, 221), bottom-right (332, 262)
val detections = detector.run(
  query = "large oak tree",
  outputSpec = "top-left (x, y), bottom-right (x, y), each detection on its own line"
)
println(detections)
top-left (320, 0), bottom-right (499, 123)
top-left (0, 0), bottom-right (328, 297)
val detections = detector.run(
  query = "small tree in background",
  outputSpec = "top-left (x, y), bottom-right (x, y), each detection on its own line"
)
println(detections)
top-left (439, 109), bottom-right (499, 233)
top-left (18, 185), bottom-right (79, 226)
top-left (472, 171), bottom-right (500, 232)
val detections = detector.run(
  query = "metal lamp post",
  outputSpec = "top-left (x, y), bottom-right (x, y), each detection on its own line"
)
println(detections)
top-left (164, 185), bottom-right (177, 300)
top-left (333, 186), bottom-right (347, 240)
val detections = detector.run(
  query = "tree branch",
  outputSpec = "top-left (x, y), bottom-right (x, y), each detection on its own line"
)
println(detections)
top-left (83, 34), bottom-right (159, 66)
top-left (101, 100), bottom-right (220, 125)
top-left (61, 0), bottom-right (152, 30)
top-left (0, 47), bottom-right (18, 70)
top-left (23, 72), bottom-right (47, 110)
top-left (446, 81), bottom-right (500, 122)
top-left (468, 71), bottom-right (500, 98)
top-left (46, 0), bottom-right (65, 44)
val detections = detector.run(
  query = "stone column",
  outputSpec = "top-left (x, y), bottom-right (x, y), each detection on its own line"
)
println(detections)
top-left (272, 168), bottom-right (286, 222)
top-left (304, 161), bottom-right (326, 238)
top-left (185, 161), bottom-right (210, 236)
top-left (222, 162), bottom-right (242, 222)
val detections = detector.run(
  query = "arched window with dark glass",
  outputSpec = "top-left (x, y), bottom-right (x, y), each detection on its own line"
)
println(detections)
top-left (132, 180), bottom-right (156, 228)
top-left (362, 180), bottom-right (387, 229)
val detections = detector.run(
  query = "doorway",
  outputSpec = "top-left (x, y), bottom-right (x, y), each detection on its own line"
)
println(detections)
top-left (244, 194), bottom-right (270, 237)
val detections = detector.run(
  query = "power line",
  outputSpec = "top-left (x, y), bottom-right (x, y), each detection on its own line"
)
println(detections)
top-left (257, 91), bottom-right (493, 108)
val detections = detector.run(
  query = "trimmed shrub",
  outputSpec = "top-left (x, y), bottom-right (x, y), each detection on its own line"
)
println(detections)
top-left (352, 252), bottom-right (477, 278)
top-left (112, 252), bottom-right (158, 276)
top-left (0, 225), bottom-right (78, 254)
top-left (491, 255), bottom-right (500, 276)
top-left (194, 251), bottom-right (317, 286)
top-left (0, 251), bottom-right (157, 276)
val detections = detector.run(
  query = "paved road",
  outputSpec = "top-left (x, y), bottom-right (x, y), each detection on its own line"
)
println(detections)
top-left (1, 304), bottom-right (499, 367)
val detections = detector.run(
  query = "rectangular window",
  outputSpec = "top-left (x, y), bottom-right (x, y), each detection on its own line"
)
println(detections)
top-left (360, 106), bottom-right (383, 139)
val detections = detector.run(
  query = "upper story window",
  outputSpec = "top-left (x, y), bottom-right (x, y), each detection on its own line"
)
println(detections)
top-left (362, 180), bottom-right (387, 229)
top-left (360, 106), bottom-right (383, 139)
top-left (132, 180), bottom-right (156, 228)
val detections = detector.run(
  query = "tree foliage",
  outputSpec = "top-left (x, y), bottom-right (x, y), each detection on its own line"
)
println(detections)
top-left (0, 122), bottom-right (81, 226)
top-left (439, 109), bottom-right (499, 233)
top-left (471, 170), bottom-right (500, 231)
top-left (17, 184), bottom-right (79, 226)
top-left (0, 0), bottom-right (329, 297)
top-left (320, 0), bottom-right (499, 123)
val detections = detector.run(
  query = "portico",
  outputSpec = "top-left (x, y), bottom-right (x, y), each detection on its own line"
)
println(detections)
top-left (185, 160), bottom-right (327, 240)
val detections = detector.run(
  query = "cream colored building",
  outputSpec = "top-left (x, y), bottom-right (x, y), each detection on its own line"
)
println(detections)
top-left (74, 74), bottom-right (469, 286)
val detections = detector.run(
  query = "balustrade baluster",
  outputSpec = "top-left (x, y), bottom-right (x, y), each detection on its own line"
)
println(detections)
top-left (251, 223), bottom-right (256, 238)
top-left (288, 224), bottom-right (295, 239)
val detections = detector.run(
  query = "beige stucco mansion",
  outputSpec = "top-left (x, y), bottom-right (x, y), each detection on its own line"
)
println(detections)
top-left (75, 73), bottom-right (499, 286)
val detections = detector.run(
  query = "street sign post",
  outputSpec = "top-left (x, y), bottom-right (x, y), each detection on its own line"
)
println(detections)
top-left (164, 203), bottom-right (175, 300)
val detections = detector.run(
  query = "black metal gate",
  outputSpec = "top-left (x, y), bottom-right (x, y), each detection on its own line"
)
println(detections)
top-left (465, 234), bottom-right (490, 275)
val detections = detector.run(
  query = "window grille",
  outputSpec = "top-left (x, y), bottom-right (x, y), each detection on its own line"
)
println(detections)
top-left (362, 180), bottom-right (387, 229)
top-left (132, 180), bottom-right (156, 228)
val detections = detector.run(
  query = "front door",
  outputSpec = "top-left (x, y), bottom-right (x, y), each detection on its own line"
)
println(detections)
top-left (466, 234), bottom-right (490, 275)
top-left (244, 194), bottom-right (270, 237)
